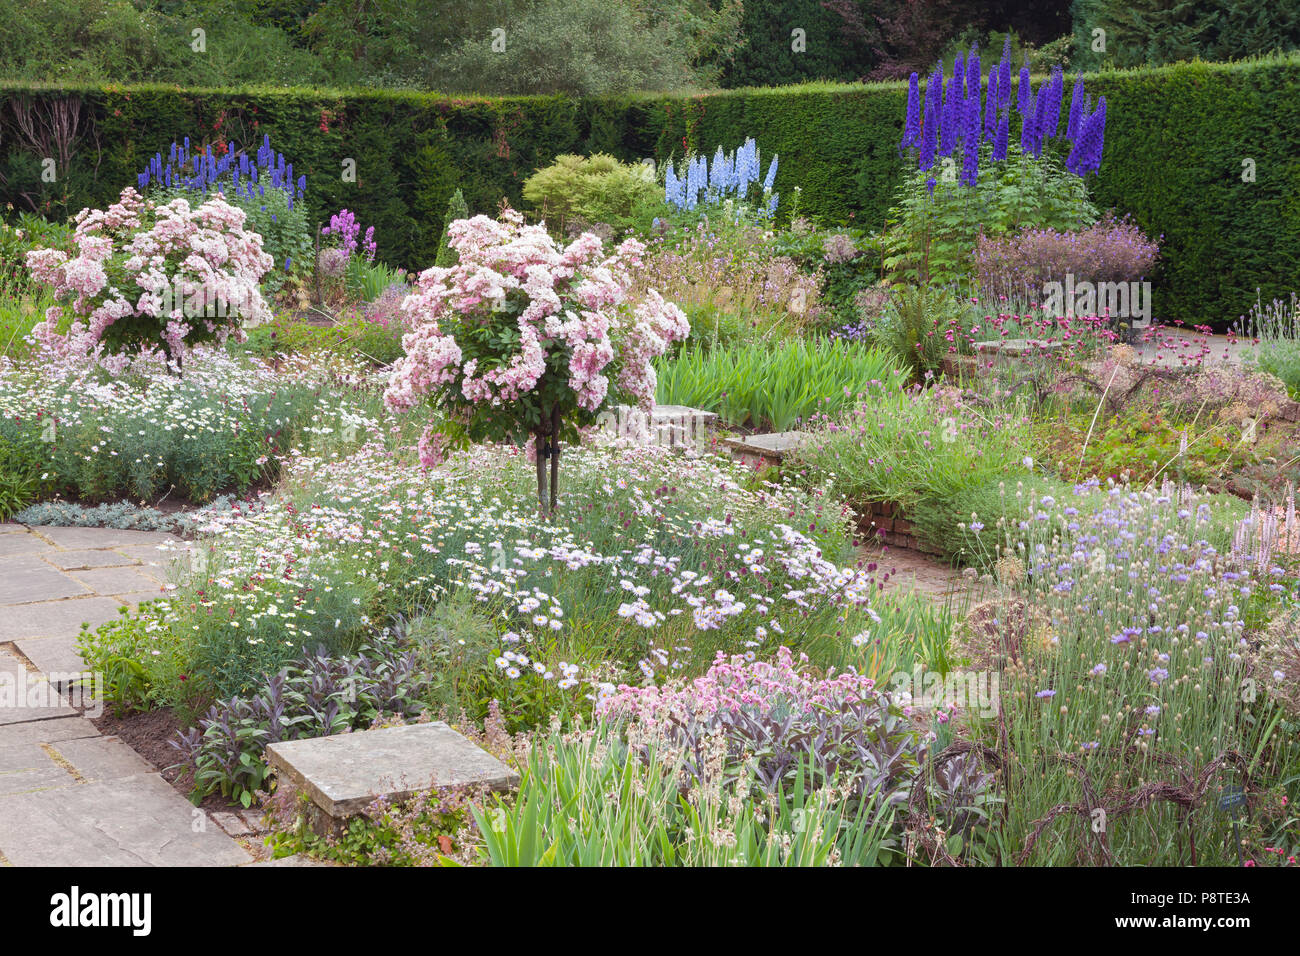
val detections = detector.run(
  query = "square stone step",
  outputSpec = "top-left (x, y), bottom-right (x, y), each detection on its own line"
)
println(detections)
top-left (723, 430), bottom-right (808, 469)
top-left (266, 722), bottom-right (519, 821)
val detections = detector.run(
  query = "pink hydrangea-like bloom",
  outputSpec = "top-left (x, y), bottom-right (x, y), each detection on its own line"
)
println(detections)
top-left (385, 211), bottom-right (688, 426)
top-left (23, 187), bottom-right (273, 365)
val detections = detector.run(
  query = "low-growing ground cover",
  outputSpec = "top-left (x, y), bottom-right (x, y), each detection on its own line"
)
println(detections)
top-left (0, 346), bottom-right (380, 516)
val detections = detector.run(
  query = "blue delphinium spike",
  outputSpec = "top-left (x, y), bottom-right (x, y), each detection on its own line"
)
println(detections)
top-left (901, 72), bottom-right (921, 154)
top-left (992, 107), bottom-right (1009, 161)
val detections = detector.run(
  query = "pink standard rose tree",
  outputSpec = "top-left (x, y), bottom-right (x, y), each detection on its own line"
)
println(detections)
top-left (24, 186), bottom-right (274, 367)
top-left (384, 208), bottom-right (689, 513)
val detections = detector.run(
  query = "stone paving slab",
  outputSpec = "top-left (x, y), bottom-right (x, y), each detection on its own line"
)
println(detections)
top-left (0, 557), bottom-right (92, 604)
top-left (15, 636), bottom-right (89, 681)
top-left (44, 549), bottom-right (139, 571)
top-left (68, 566), bottom-right (163, 595)
top-left (0, 735), bottom-right (153, 796)
top-left (0, 742), bottom-right (78, 796)
top-left (267, 721), bottom-right (519, 818)
top-left (27, 526), bottom-right (182, 550)
top-left (0, 773), bottom-right (252, 867)
top-left (0, 716), bottom-right (101, 746)
top-left (0, 523), bottom-right (26, 534)
top-left (0, 534), bottom-right (55, 557)
top-left (0, 597), bottom-right (123, 641)
top-left (53, 735), bottom-right (157, 782)
top-left (0, 650), bottom-right (77, 725)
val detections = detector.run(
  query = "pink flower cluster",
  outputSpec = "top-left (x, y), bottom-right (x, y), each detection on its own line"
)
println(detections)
top-left (598, 645), bottom-right (878, 727)
top-left (384, 209), bottom-right (688, 417)
top-left (25, 186), bottom-right (274, 363)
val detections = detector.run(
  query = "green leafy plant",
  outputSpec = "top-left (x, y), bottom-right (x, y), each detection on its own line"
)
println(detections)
top-left (883, 144), bottom-right (1097, 287)
top-left (655, 338), bottom-right (903, 430)
top-left (523, 153), bottom-right (660, 235)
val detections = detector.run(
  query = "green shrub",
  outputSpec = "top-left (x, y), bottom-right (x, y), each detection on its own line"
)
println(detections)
top-left (434, 189), bottom-right (469, 268)
top-left (523, 153), bottom-right (660, 234)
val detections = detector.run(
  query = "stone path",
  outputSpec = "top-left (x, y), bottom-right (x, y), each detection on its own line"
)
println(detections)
top-left (0, 522), bottom-right (252, 866)
top-left (857, 541), bottom-right (979, 606)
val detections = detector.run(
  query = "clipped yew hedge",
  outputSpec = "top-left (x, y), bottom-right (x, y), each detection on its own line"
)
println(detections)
top-left (2, 53), bottom-right (1298, 325)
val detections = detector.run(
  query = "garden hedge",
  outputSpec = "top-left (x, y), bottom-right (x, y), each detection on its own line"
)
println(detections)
top-left (2, 53), bottom-right (1298, 326)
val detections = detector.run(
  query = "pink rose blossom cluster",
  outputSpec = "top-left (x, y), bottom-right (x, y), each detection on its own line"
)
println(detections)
top-left (25, 186), bottom-right (274, 364)
top-left (384, 209), bottom-right (688, 418)
top-left (598, 645), bottom-right (878, 727)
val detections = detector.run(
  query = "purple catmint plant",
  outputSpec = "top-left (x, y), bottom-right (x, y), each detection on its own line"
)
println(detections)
top-left (975, 213), bottom-right (1159, 298)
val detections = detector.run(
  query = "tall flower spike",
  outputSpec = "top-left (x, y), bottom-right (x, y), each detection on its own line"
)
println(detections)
top-left (1067, 73), bottom-right (1085, 140)
top-left (1021, 90), bottom-right (1038, 153)
top-left (961, 78), bottom-right (981, 186)
top-left (919, 66), bottom-right (940, 171)
top-left (992, 107), bottom-right (1009, 162)
top-left (940, 72), bottom-right (960, 156)
top-left (984, 66), bottom-right (998, 139)
top-left (1032, 84), bottom-right (1049, 157)
top-left (901, 72), bottom-right (921, 153)
top-left (1017, 60), bottom-right (1031, 117)
top-left (997, 41), bottom-right (1012, 111)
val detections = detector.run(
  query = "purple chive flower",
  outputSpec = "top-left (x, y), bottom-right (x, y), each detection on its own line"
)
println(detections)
top-left (1035, 689), bottom-right (1056, 699)
top-left (1147, 667), bottom-right (1169, 685)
